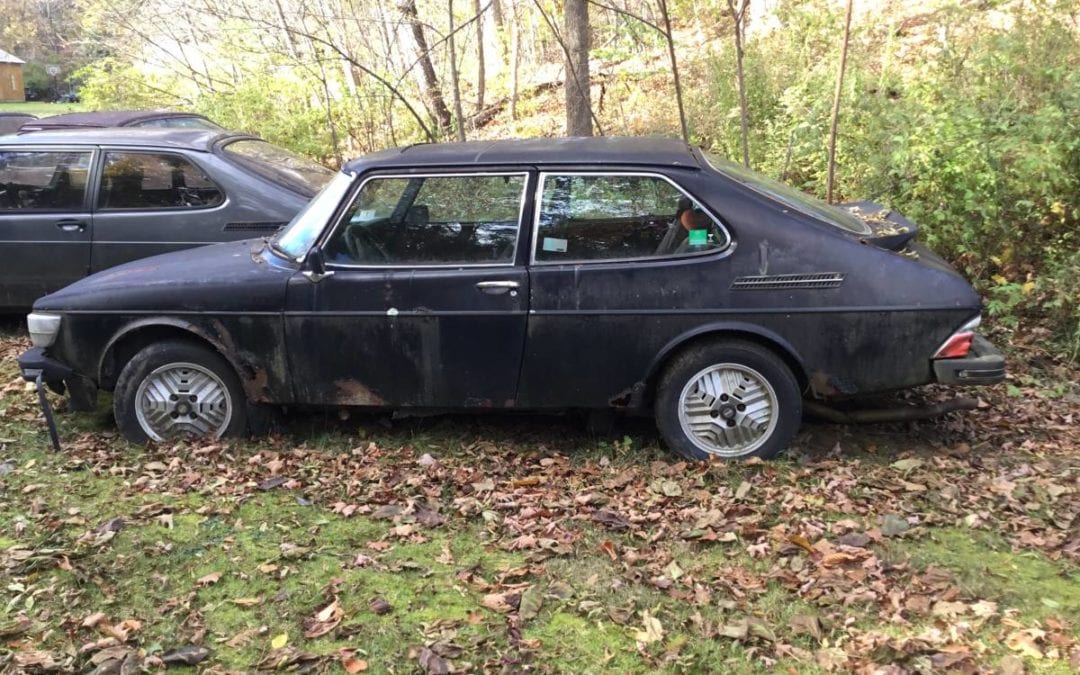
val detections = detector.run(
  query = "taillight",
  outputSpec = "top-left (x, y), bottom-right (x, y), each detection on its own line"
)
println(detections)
top-left (934, 332), bottom-right (974, 358)
top-left (933, 316), bottom-right (980, 359)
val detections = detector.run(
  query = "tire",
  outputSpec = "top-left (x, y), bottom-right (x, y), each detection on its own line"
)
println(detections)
top-left (655, 339), bottom-right (802, 461)
top-left (113, 340), bottom-right (248, 444)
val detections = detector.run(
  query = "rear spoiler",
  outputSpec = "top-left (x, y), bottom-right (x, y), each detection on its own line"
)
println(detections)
top-left (840, 200), bottom-right (919, 250)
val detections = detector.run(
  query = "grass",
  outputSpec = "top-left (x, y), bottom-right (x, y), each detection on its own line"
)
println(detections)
top-left (0, 101), bottom-right (85, 116)
top-left (896, 528), bottom-right (1080, 623)
top-left (1, 324), bottom-right (1077, 672)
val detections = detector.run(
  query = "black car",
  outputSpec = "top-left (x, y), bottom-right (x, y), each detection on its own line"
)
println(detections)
top-left (0, 128), bottom-right (334, 309)
top-left (16, 110), bottom-right (223, 133)
top-left (0, 113), bottom-right (36, 136)
top-left (18, 137), bottom-right (1005, 460)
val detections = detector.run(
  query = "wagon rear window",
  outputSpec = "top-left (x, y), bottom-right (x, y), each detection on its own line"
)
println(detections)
top-left (534, 173), bottom-right (728, 262)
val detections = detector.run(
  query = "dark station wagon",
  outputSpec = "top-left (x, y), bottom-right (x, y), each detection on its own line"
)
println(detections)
top-left (15, 110), bottom-right (225, 134)
top-left (19, 137), bottom-right (1005, 460)
top-left (0, 128), bottom-right (334, 308)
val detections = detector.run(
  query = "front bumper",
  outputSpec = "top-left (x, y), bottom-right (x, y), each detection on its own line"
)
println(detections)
top-left (18, 346), bottom-right (72, 392)
top-left (933, 334), bottom-right (1006, 385)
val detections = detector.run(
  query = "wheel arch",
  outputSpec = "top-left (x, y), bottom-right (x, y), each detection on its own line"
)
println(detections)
top-left (643, 323), bottom-right (809, 404)
top-left (98, 318), bottom-right (244, 393)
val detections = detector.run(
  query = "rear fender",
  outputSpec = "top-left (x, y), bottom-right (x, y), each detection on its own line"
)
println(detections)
top-left (644, 322), bottom-right (809, 396)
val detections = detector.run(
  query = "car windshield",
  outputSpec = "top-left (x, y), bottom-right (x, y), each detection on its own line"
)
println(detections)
top-left (221, 139), bottom-right (334, 197)
top-left (271, 171), bottom-right (355, 259)
top-left (702, 152), bottom-right (870, 235)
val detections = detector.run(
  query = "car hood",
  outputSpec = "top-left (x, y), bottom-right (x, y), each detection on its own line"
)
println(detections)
top-left (34, 239), bottom-right (297, 313)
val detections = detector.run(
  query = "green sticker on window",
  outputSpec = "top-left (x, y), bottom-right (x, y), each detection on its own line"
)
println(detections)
top-left (688, 229), bottom-right (708, 246)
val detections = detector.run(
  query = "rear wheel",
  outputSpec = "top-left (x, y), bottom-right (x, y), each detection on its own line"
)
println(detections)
top-left (114, 340), bottom-right (248, 444)
top-left (655, 340), bottom-right (801, 461)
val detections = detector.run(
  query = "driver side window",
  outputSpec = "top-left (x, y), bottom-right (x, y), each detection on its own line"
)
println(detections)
top-left (325, 173), bottom-right (526, 266)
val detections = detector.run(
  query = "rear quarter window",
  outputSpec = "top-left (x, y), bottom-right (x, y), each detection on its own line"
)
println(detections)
top-left (97, 152), bottom-right (224, 210)
top-left (534, 173), bottom-right (730, 262)
top-left (222, 139), bottom-right (333, 197)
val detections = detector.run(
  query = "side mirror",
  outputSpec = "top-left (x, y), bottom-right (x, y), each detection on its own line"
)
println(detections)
top-left (302, 245), bottom-right (334, 283)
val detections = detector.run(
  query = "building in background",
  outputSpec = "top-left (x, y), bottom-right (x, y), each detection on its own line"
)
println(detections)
top-left (0, 48), bottom-right (25, 102)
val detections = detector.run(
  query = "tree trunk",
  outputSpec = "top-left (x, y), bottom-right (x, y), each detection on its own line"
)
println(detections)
top-left (657, 0), bottom-right (688, 143)
top-left (448, 0), bottom-right (467, 141)
top-left (510, 1), bottom-right (520, 119)
top-left (399, 0), bottom-right (453, 135)
top-left (563, 0), bottom-right (592, 136)
top-left (474, 0), bottom-right (485, 114)
top-left (827, 0), bottom-right (855, 203)
top-left (727, 0), bottom-right (750, 167)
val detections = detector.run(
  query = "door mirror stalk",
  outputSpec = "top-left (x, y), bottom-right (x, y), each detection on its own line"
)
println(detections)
top-left (302, 246), bottom-right (334, 283)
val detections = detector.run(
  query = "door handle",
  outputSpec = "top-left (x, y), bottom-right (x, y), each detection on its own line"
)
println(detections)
top-left (55, 220), bottom-right (85, 233)
top-left (475, 280), bottom-right (520, 295)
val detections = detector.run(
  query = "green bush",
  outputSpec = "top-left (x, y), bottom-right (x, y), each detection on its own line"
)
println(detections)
top-left (691, 0), bottom-right (1079, 354)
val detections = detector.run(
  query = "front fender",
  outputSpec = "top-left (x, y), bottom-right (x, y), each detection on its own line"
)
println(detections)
top-left (98, 317), bottom-right (244, 390)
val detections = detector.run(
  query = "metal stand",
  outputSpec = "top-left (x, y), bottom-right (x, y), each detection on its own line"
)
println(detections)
top-left (34, 372), bottom-right (61, 451)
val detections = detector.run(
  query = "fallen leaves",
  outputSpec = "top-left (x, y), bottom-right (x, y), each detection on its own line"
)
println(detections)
top-left (634, 609), bottom-right (664, 646)
top-left (302, 597), bottom-right (343, 638)
top-left (160, 645), bottom-right (211, 666)
top-left (0, 336), bottom-right (1077, 674)
top-left (480, 591), bottom-right (520, 614)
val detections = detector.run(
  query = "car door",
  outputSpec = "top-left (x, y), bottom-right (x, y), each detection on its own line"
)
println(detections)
top-left (284, 170), bottom-right (534, 408)
top-left (517, 170), bottom-right (734, 408)
top-left (0, 145), bottom-right (95, 308)
top-left (89, 149), bottom-right (229, 272)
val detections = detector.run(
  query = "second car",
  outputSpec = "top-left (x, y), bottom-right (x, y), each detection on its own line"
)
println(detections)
top-left (0, 128), bottom-right (333, 309)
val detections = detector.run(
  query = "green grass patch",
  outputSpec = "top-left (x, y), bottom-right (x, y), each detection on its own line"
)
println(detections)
top-left (0, 101), bottom-right (85, 116)
top-left (895, 527), bottom-right (1080, 625)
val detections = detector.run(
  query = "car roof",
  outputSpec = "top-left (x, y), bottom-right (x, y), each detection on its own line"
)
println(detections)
top-left (18, 110), bottom-right (212, 130)
top-left (343, 136), bottom-right (703, 172)
top-left (0, 128), bottom-right (255, 152)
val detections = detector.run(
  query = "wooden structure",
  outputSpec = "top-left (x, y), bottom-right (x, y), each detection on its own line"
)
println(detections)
top-left (0, 49), bottom-right (26, 102)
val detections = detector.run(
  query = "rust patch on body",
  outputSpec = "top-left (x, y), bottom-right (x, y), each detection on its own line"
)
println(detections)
top-left (334, 379), bottom-right (387, 406)
top-left (810, 370), bottom-right (858, 399)
top-left (608, 382), bottom-right (645, 409)
top-left (608, 388), bottom-right (635, 408)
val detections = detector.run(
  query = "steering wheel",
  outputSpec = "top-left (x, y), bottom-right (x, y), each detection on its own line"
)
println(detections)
top-left (344, 224), bottom-right (390, 263)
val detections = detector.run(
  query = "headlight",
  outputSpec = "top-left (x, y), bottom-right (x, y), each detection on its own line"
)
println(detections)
top-left (27, 312), bottom-right (62, 348)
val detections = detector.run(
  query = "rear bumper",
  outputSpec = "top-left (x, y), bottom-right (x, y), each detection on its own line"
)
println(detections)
top-left (933, 334), bottom-right (1006, 385)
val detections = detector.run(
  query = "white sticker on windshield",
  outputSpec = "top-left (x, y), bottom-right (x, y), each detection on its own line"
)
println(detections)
top-left (357, 209), bottom-right (376, 219)
top-left (542, 237), bottom-right (568, 253)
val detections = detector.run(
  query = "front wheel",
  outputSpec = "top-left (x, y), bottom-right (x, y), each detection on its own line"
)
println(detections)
top-left (655, 340), bottom-right (802, 461)
top-left (113, 340), bottom-right (248, 444)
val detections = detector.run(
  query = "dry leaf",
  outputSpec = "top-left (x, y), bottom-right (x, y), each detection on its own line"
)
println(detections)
top-left (635, 609), bottom-right (664, 644)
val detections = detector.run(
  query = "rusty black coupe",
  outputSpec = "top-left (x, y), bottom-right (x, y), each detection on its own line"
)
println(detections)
top-left (19, 137), bottom-right (1005, 460)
